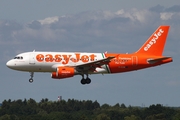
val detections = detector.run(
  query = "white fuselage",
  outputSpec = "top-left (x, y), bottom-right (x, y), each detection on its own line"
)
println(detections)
top-left (6, 51), bottom-right (109, 74)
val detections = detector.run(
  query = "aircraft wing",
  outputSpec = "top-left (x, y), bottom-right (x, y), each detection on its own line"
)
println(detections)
top-left (72, 56), bottom-right (115, 72)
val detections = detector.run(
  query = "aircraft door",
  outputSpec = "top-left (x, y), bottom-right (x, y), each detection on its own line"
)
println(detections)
top-left (132, 56), bottom-right (137, 66)
top-left (29, 53), bottom-right (35, 64)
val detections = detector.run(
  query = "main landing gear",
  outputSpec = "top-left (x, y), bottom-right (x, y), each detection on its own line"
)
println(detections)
top-left (29, 72), bottom-right (34, 83)
top-left (80, 74), bottom-right (91, 85)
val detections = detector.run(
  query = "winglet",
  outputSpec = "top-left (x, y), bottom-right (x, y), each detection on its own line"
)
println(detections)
top-left (136, 26), bottom-right (170, 56)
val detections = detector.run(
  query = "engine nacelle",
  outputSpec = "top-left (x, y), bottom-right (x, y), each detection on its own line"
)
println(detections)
top-left (51, 67), bottom-right (75, 79)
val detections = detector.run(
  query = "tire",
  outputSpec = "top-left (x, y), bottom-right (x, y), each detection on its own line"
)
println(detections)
top-left (81, 79), bottom-right (86, 85)
top-left (29, 79), bottom-right (33, 83)
top-left (86, 78), bottom-right (91, 84)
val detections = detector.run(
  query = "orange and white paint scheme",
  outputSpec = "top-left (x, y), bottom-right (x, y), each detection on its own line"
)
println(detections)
top-left (6, 26), bottom-right (172, 84)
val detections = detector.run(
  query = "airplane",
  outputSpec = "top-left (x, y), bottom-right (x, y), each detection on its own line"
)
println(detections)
top-left (6, 25), bottom-right (172, 85)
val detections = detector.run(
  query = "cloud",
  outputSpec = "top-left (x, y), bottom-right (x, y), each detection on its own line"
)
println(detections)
top-left (0, 5), bottom-right (180, 61)
top-left (165, 5), bottom-right (180, 12)
top-left (149, 5), bottom-right (180, 13)
top-left (149, 5), bottom-right (180, 21)
top-left (38, 16), bottom-right (59, 25)
top-left (149, 5), bottom-right (165, 12)
top-left (28, 20), bottom-right (42, 29)
top-left (160, 12), bottom-right (174, 20)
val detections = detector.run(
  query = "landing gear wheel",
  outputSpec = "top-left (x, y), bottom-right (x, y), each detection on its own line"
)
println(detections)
top-left (80, 78), bottom-right (91, 85)
top-left (80, 73), bottom-right (91, 85)
top-left (81, 79), bottom-right (86, 85)
top-left (86, 78), bottom-right (91, 84)
top-left (29, 79), bottom-right (33, 83)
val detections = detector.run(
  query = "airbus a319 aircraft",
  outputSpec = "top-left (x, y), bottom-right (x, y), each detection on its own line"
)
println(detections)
top-left (6, 26), bottom-right (172, 85)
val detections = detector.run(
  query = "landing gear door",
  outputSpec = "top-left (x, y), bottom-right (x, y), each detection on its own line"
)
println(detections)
top-left (29, 53), bottom-right (35, 64)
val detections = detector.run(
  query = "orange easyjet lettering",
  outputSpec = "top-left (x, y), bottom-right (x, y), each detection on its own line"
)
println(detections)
top-left (71, 53), bottom-right (80, 62)
top-left (36, 54), bottom-right (44, 62)
top-left (62, 55), bottom-right (72, 64)
top-left (54, 54), bottom-right (61, 62)
top-left (45, 54), bottom-right (53, 62)
top-left (36, 53), bottom-right (97, 64)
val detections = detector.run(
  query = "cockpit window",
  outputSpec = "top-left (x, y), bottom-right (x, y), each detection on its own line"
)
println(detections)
top-left (14, 56), bottom-right (23, 59)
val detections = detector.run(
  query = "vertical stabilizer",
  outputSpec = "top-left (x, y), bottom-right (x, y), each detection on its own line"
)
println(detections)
top-left (136, 26), bottom-right (170, 56)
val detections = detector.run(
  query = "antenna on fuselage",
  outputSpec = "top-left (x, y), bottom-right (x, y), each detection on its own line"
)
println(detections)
top-left (33, 50), bottom-right (35, 52)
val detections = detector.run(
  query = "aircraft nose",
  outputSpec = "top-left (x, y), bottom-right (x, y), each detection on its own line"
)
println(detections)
top-left (6, 60), bottom-right (15, 69)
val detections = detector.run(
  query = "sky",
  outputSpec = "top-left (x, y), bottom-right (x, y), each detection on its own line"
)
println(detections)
top-left (0, 0), bottom-right (180, 107)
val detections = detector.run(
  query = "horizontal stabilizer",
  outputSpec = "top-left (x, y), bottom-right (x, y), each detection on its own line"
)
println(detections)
top-left (147, 57), bottom-right (172, 64)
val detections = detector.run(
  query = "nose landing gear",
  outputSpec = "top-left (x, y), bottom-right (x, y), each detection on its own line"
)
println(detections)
top-left (29, 72), bottom-right (34, 83)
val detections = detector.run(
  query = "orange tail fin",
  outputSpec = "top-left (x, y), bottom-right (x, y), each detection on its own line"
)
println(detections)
top-left (136, 26), bottom-right (170, 56)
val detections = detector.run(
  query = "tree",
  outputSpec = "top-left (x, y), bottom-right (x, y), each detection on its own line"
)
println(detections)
top-left (27, 98), bottom-right (37, 107)
top-left (121, 103), bottom-right (126, 108)
top-left (101, 104), bottom-right (110, 109)
top-left (124, 115), bottom-right (141, 120)
top-left (93, 113), bottom-right (110, 120)
top-left (0, 114), bottom-right (11, 120)
top-left (113, 103), bottom-right (120, 108)
top-left (173, 111), bottom-right (180, 120)
top-left (107, 110), bottom-right (123, 120)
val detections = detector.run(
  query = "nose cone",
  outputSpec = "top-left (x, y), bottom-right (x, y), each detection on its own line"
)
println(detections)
top-left (6, 60), bottom-right (15, 69)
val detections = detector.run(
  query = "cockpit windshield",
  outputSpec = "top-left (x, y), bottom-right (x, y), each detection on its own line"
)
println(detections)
top-left (14, 56), bottom-right (23, 59)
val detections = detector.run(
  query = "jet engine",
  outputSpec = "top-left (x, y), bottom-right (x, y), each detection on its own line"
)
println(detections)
top-left (51, 67), bottom-right (75, 79)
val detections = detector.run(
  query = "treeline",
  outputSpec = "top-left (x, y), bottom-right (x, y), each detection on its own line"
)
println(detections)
top-left (0, 98), bottom-right (180, 120)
